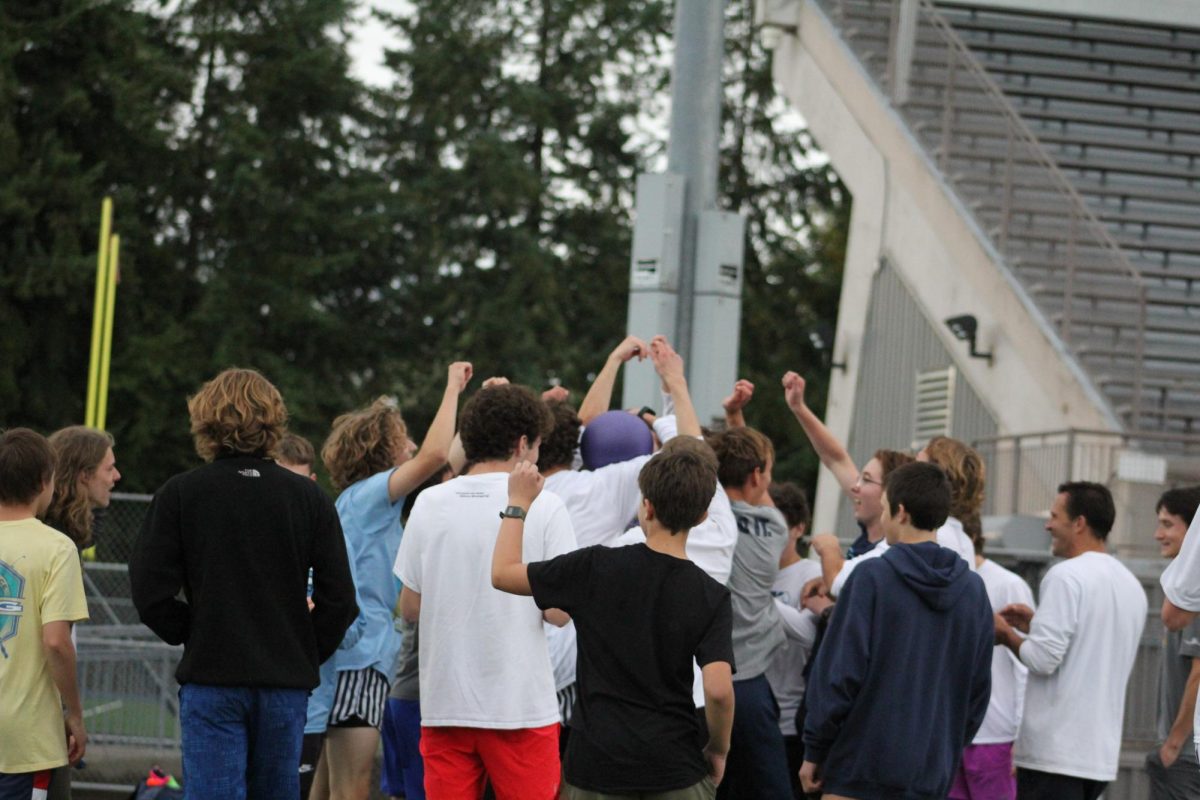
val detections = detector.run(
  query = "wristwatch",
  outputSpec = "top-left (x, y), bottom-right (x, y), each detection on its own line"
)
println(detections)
top-left (499, 505), bottom-right (527, 521)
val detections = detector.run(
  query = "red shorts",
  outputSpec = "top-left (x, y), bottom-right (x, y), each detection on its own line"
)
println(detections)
top-left (420, 723), bottom-right (560, 800)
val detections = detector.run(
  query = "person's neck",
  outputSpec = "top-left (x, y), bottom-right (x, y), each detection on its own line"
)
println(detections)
top-left (644, 524), bottom-right (690, 560)
top-left (1067, 536), bottom-right (1108, 558)
top-left (896, 527), bottom-right (937, 545)
top-left (864, 518), bottom-right (884, 542)
top-left (541, 465), bottom-right (568, 478)
top-left (779, 546), bottom-right (801, 569)
top-left (0, 502), bottom-right (37, 522)
top-left (466, 457), bottom-right (519, 475)
top-left (725, 484), bottom-right (760, 505)
top-left (974, 553), bottom-right (986, 569)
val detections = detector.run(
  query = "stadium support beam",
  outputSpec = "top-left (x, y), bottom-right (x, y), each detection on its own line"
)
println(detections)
top-left (623, 1), bottom-right (745, 426)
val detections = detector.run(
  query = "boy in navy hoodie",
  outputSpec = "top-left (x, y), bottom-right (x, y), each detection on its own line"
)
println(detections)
top-left (800, 462), bottom-right (992, 799)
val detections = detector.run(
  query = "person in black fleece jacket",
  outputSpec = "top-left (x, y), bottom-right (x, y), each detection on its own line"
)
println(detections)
top-left (130, 368), bottom-right (357, 800)
top-left (800, 462), bottom-right (992, 800)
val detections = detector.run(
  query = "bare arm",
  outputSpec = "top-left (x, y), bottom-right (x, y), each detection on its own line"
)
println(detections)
top-left (701, 661), bottom-right (735, 785)
top-left (811, 534), bottom-right (845, 590)
top-left (578, 336), bottom-right (648, 424)
top-left (43, 620), bottom-right (86, 764)
top-left (399, 586), bottom-right (421, 624)
top-left (1162, 657), bottom-right (1200, 767)
top-left (721, 379), bottom-right (754, 430)
top-left (782, 371), bottom-right (859, 492)
top-left (491, 462), bottom-right (543, 596)
top-left (388, 362), bottom-right (473, 502)
top-left (1164, 597), bottom-right (1199, 632)
top-left (651, 336), bottom-right (701, 438)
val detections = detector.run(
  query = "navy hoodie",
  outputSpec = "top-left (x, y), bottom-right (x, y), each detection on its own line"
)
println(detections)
top-left (803, 541), bottom-right (993, 800)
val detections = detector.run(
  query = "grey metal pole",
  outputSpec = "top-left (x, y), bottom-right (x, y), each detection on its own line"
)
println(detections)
top-left (667, 0), bottom-right (727, 368)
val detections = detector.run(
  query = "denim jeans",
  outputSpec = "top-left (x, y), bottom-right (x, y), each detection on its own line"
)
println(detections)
top-left (179, 684), bottom-right (307, 800)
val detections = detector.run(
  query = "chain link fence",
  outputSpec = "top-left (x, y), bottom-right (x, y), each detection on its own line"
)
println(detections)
top-left (77, 493), bottom-right (182, 791)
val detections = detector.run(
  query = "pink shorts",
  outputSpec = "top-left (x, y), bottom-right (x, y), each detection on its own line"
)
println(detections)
top-left (420, 723), bottom-right (560, 800)
top-left (948, 742), bottom-right (1016, 800)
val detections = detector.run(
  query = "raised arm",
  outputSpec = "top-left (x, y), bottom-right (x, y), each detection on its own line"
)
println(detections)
top-left (491, 461), bottom-right (545, 596)
top-left (651, 336), bottom-right (700, 438)
top-left (722, 379), bottom-right (754, 430)
top-left (578, 335), bottom-right (648, 424)
top-left (782, 371), bottom-right (859, 493)
top-left (388, 362), bottom-right (473, 502)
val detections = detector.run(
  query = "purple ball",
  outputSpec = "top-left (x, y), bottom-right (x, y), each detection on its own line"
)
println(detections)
top-left (580, 410), bottom-right (655, 471)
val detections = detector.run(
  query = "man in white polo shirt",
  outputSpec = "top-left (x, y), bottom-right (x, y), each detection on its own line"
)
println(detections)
top-left (994, 481), bottom-right (1147, 800)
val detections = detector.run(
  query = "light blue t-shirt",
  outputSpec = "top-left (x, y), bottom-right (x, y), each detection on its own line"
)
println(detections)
top-left (333, 469), bottom-right (405, 677)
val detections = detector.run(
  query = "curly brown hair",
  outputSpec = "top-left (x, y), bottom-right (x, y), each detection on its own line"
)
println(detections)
top-left (45, 426), bottom-right (114, 548)
top-left (459, 384), bottom-right (552, 464)
top-left (922, 436), bottom-right (986, 522)
top-left (873, 449), bottom-right (915, 481)
top-left (537, 401), bottom-right (581, 472)
top-left (322, 398), bottom-right (408, 491)
top-left (188, 368), bottom-right (288, 462)
top-left (708, 427), bottom-right (775, 489)
top-left (274, 432), bottom-right (317, 468)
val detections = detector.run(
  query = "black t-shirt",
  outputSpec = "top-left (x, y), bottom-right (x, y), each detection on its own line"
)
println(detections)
top-left (527, 543), bottom-right (734, 793)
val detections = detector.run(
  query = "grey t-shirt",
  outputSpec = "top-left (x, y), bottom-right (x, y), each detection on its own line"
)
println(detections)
top-left (1158, 618), bottom-right (1200, 762)
top-left (728, 500), bottom-right (790, 680)
top-left (389, 618), bottom-right (419, 702)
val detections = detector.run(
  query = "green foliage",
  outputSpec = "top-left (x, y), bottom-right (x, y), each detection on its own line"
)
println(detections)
top-left (1, 0), bottom-right (847, 500)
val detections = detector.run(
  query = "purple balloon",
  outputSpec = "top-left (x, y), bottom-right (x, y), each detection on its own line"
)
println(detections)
top-left (580, 410), bottom-right (654, 471)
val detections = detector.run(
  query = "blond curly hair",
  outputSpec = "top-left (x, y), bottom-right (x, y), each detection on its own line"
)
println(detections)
top-left (922, 436), bottom-right (986, 522)
top-left (322, 398), bottom-right (408, 491)
top-left (188, 368), bottom-right (288, 462)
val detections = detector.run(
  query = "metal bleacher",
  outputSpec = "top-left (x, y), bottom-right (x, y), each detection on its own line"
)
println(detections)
top-left (819, 0), bottom-right (1200, 443)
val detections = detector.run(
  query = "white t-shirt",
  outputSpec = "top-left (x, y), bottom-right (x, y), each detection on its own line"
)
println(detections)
top-left (1162, 511), bottom-right (1200, 612)
top-left (830, 516), bottom-right (977, 597)
top-left (1160, 512), bottom-right (1200, 754)
top-left (1014, 552), bottom-right (1147, 781)
top-left (615, 483), bottom-right (738, 707)
top-left (765, 558), bottom-right (823, 736)
top-left (544, 458), bottom-right (649, 549)
top-left (974, 559), bottom-right (1034, 744)
top-left (394, 472), bottom-right (577, 728)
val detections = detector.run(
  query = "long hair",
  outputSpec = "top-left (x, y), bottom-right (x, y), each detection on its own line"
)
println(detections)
top-left (322, 398), bottom-right (407, 491)
top-left (922, 436), bottom-right (986, 522)
top-left (45, 426), bottom-right (114, 548)
top-left (188, 368), bottom-right (288, 462)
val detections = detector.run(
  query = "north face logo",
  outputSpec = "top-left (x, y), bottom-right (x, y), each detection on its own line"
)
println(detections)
top-left (238, 469), bottom-right (262, 478)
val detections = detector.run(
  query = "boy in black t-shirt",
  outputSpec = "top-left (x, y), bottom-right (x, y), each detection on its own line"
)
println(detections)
top-left (492, 435), bottom-right (736, 799)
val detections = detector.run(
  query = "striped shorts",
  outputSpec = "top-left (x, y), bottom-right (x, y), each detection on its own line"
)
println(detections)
top-left (329, 668), bottom-right (389, 729)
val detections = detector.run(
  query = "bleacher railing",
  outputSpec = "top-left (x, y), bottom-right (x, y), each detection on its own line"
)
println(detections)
top-left (822, 0), bottom-right (1150, 434)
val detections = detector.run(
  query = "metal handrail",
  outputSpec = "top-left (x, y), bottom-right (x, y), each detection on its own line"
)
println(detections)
top-left (826, 0), bottom-right (1151, 432)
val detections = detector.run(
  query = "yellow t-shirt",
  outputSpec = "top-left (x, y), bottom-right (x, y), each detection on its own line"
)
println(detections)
top-left (0, 518), bottom-right (89, 773)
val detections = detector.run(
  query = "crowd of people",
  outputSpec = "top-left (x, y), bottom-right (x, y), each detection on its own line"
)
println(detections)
top-left (2, 332), bottom-right (1200, 800)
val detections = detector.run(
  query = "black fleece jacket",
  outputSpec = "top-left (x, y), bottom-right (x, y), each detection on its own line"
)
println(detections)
top-left (130, 454), bottom-right (357, 689)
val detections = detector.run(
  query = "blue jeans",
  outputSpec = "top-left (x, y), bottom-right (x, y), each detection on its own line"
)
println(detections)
top-left (715, 674), bottom-right (792, 800)
top-left (381, 698), bottom-right (425, 800)
top-left (179, 684), bottom-right (307, 800)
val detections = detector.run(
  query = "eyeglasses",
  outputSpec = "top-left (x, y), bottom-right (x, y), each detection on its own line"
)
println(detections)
top-left (855, 473), bottom-right (882, 488)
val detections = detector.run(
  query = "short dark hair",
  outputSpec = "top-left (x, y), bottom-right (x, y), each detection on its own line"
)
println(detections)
top-left (537, 401), bottom-right (581, 472)
top-left (709, 427), bottom-right (774, 488)
top-left (1157, 486), bottom-right (1200, 527)
top-left (884, 462), bottom-right (951, 532)
top-left (1058, 481), bottom-right (1116, 539)
top-left (275, 432), bottom-right (316, 467)
top-left (459, 384), bottom-right (553, 463)
top-left (637, 437), bottom-right (718, 533)
top-left (0, 428), bottom-right (55, 506)
top-left (769, 482), bottom-right (811, 530)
